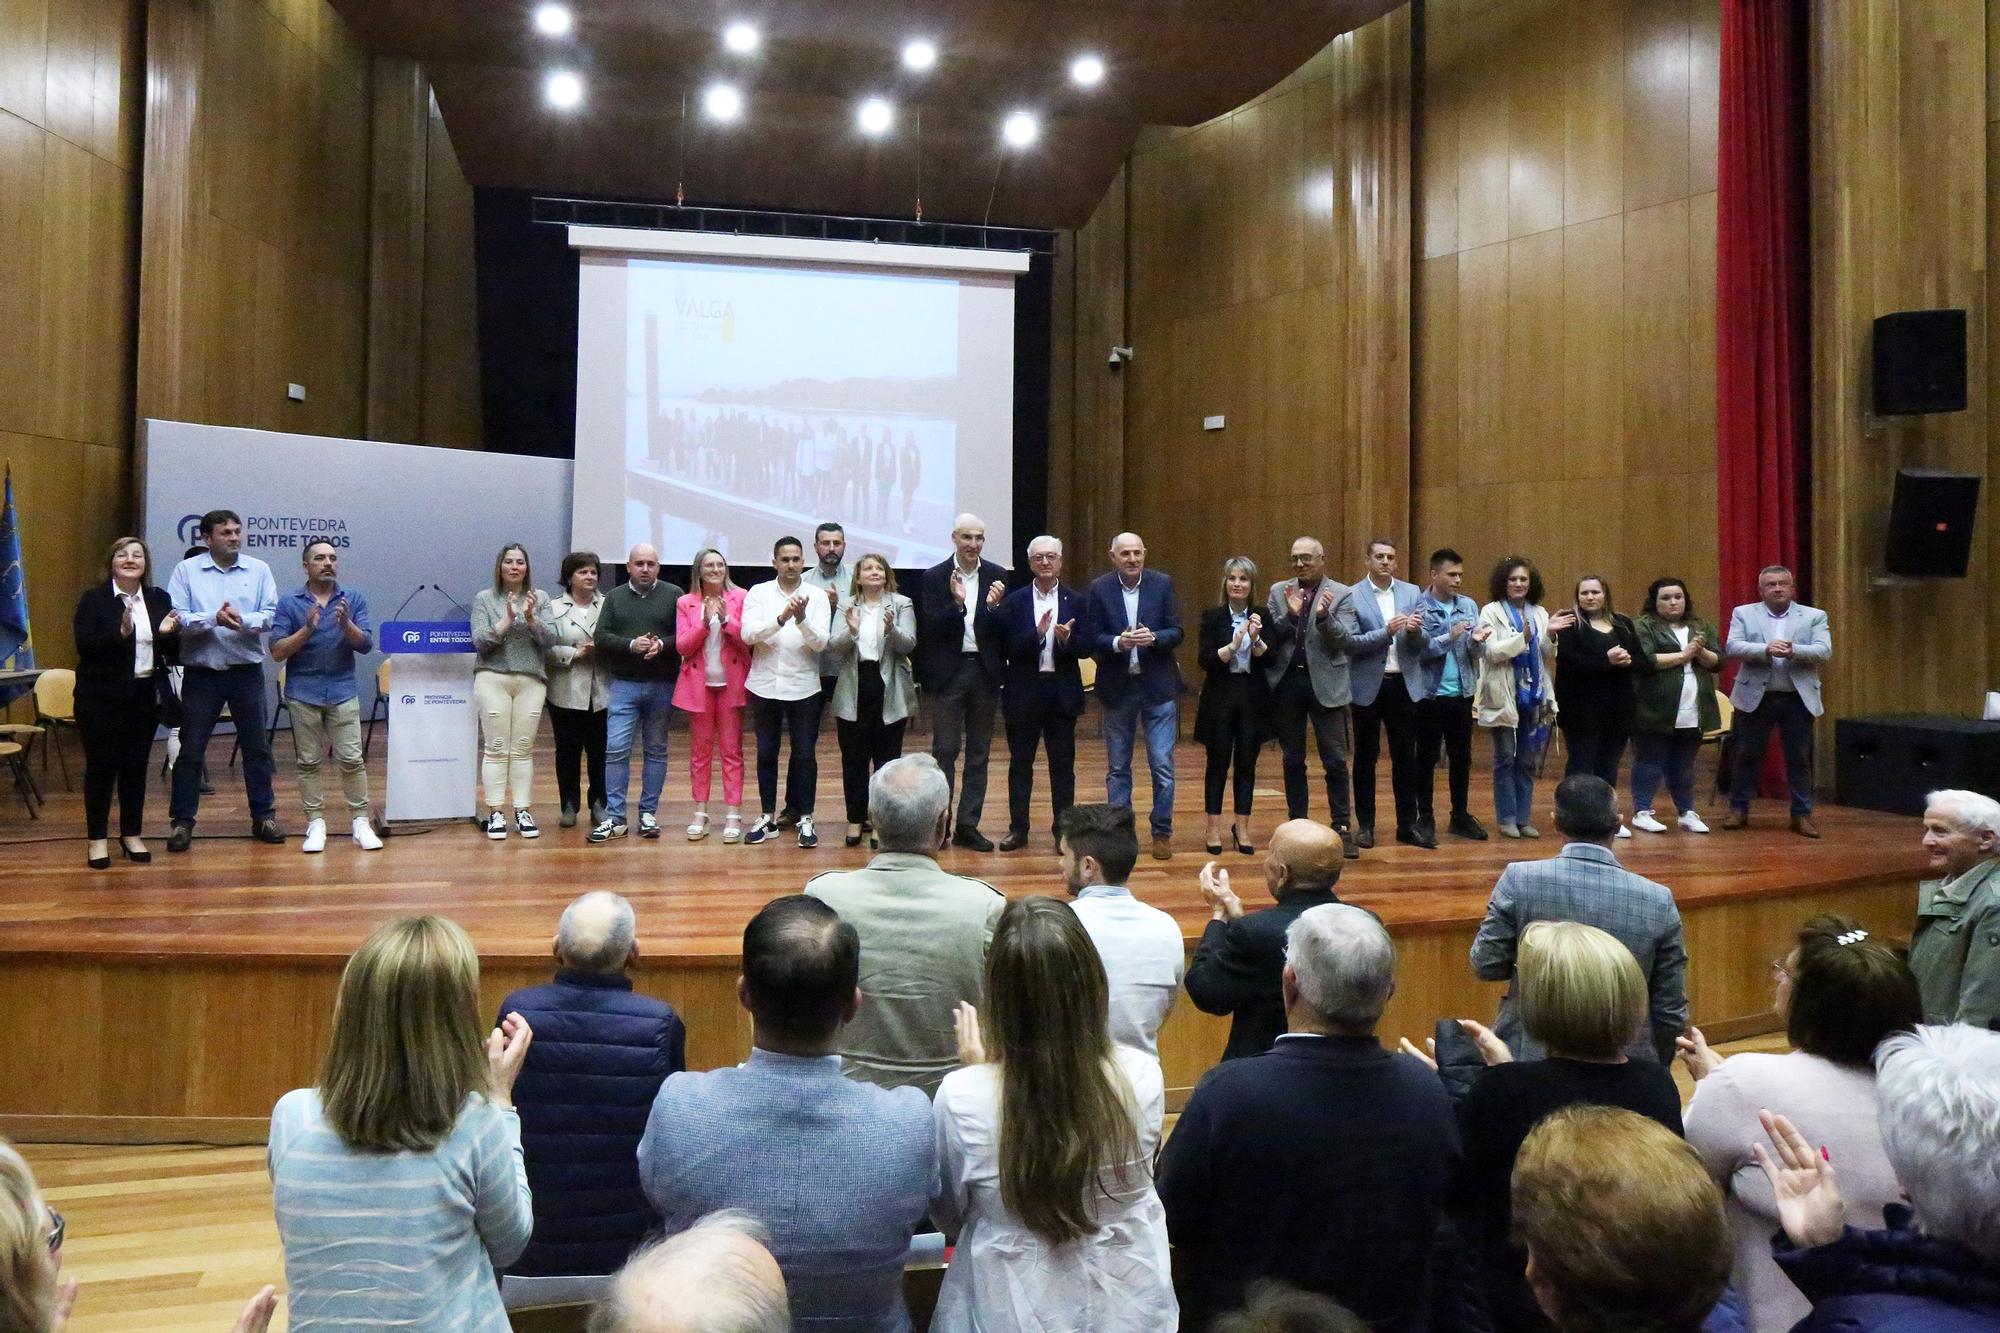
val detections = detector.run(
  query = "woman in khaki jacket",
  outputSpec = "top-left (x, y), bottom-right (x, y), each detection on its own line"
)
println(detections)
top-left (1474, 556), bottom-right (1570, 838)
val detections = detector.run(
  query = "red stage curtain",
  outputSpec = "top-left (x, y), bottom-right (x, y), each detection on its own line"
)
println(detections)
top-left (1717, 0), bottom-right (1810, 793)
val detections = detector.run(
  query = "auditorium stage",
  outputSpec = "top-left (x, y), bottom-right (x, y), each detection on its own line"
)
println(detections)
top-left (0, 729), bottom-right (1926, 1143)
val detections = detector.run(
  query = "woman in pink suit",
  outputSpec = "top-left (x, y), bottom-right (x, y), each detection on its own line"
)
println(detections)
top-left (675, 548), bottom-right (751, 843)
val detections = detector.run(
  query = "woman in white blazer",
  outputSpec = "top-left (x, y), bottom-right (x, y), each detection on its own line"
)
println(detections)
top-left (827, 553), bottom-right (918, 847)
top-left (1474, 556), bottom-right (1572, 839)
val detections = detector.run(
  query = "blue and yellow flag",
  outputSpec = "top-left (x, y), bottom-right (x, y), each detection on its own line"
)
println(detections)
top-left (0, 465), bottom-right (34, 708)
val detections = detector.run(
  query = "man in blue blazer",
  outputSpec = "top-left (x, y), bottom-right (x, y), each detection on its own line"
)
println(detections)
top-left (992, 535), bottom-right (1086, 851)
top-left (915, 514), bottom-right (1008, 850)
top-left (1085, 532), bottom-right (1184, 859)
top-left (1344, 539), bottom-right (1431, 848)
top-left (1722, 564), bottom-right (1833, 837)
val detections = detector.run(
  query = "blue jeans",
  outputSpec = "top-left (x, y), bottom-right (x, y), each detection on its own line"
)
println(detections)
top-left (1632, 728), bottom-right (1702, 815)
top-left (1103, 695), bottom-right (1178, 836)
top-left (604, 678), bottom-right (673, 822)
top-left (1490, 723), bottom-right (1541, 828)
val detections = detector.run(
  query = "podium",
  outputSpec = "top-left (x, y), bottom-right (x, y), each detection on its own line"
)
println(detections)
top-left (381, 620), bottom-right (477, 822)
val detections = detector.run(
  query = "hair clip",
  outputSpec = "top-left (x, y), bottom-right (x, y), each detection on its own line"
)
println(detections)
top-left (1836, 929), bottom-right (1868, 946)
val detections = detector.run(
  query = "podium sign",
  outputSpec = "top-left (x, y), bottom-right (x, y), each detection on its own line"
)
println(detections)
top-left (382, 621), bottom-right (477, 822)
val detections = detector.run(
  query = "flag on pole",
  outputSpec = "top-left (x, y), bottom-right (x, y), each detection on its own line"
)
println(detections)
top-left (0, 465), bottom-right (34, 708)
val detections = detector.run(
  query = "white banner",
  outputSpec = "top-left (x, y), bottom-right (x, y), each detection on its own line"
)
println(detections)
top-left (385, 651), bottom-right (479, 821)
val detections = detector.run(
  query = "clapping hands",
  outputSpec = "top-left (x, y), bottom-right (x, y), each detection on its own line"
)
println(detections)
top-left (1676, 1026), bottom-right (1723, 1082)
top-left (1547, 608), bottom-right (1577, 632)
top-left (216, 600), bottom-right (245, 631)
top-left (1752, 1110), bottom-right (1845, 1249)
top-left (1396, 1018), bottom-right (1512, 1069)
top-left (1198, 860), bottom-right (1243, 921)
top-left (486, 1011), bottom-right (534, 1106)
top-left (954, 1001), bottom-right (987, 1066)
top-left (985, 580), bottom-right (1006, 609)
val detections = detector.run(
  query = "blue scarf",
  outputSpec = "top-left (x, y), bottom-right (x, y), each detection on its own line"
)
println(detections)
top-left (1508, 602), bottom-right (1543, 717)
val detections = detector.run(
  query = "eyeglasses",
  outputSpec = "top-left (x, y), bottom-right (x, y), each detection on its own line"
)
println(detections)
top-left (1769, 958), bottom-right (1793, 984)
top-left (45, 1205), bottom-right (63, 1253)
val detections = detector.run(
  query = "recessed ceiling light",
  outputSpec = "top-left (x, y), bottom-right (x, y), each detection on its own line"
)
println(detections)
top-left (544, 69), bottom-right (584, 110)
top-left (1002, 110), bottom-right (1039, 148)
top-left (532, 4), bottom-right (572, 37)
top-left (1070, 54), bottom-right (1105, 87)
top-left (857, 97), bottom-right (894, 136)
top-left (902, 38), bottom-right (938, 72)
top-left (703, 82), bottom-right (744, 122)
top-left (723, 21), bottom-right (760, 55)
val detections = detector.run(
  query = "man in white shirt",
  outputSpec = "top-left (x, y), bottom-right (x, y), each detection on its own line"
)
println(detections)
top-left (742, 536), bottom-right (832, 848)
top-left (1058, 803), bottom-right (1186, 1056)
top-left (994, 536), bottom-right (1086, 851)
top-left (916, 514), bottom-right (1007, 851)
top-left (1721, 564), bottom-right (1832, 837)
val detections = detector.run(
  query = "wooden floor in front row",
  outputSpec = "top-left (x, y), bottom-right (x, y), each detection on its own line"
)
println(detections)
top-left (23, 1032), bottom-right (1787, 1333)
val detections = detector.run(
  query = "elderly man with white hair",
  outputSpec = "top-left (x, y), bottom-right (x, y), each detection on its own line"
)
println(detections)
top-left (590, 1211), bottom-right (790, 1333)
top-left (1754, 1024), bottom-right (2000, 1329)
top-left (1911, 789), bottom-right (2000, 1029)
top-left (915, 513), bottom-right (1009, 851)
top-left (1159, 903), bottom-right (1460, 1333)
top-left (496, 891), bottom-right (686, 1283)
top-left (590, 543), bottom-right (686, 843)
top-left (1084, 531), bottom-right (1186, 860)
top-left (993, 534), bottom-right (1087, 850)
top-left (806, 753), bottom-right (1006, 1094)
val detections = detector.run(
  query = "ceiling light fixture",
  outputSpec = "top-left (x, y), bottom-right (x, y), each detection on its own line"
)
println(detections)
top-left (1069, 54), bottom-right (1105, 87)
top-left (544, 69), bottom-right (584, 110)
top-left (723, 21), bottom-right (760, 54)
top-left (902, 38), bottom-right (938, 72)
top-left (703, 82), bottom-right (744, 122)
top-left (1001, 110), bottom-right (1039, 148)
top-left (857, 97), bottom-right (894, 136)
top-left (532, 4), bottom-right (573, 37)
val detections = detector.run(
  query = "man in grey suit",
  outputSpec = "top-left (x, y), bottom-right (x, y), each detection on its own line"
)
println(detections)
top-left (638, 894), bottom-right (935, 1332)
top-left (1722, 564), bottom-right (1832, 837)
top-left (1265, 537), bottom-right (1361, 859)
top-left (1344, 538), bottom-right (1431, 849)
top-left (1469, 774), bottom-right (1688, 1063)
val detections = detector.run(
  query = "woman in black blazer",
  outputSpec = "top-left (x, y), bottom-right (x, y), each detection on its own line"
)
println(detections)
top-left (1195, 556), bottom-right (1287, 856)
top-left (73, 537), bottom-right (180, 868)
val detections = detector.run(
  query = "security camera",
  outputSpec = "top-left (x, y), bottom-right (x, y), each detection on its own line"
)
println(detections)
top-left (1108, 345), bottom-right (1134, 368)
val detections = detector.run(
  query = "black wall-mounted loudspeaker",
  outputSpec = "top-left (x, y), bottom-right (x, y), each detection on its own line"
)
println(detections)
top-left (1836, 716), bottom-right (2000, 816)
top-left (1886, 468), bottom-right (1980, 578)
top-left (1873, 309), bottom-right (1967, 414)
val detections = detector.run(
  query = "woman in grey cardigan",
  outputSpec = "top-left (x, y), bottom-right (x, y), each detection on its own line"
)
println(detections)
top-left (828, 553), bottom-right (917, 846)
top-left (471, 544), bottom-right (554, 839)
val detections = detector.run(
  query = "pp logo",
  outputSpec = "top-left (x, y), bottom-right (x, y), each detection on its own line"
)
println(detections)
top-left (400, 693), bottom-right (416, 705)
top-left (175, 513), bottom-right (203, 546)
top-left (400, 629), bottom-right (422, 644)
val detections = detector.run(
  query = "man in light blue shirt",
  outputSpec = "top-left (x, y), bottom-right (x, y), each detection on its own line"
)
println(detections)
top-left (272, 540), bottom-right (380, 854)
top-left (165, 509), bottom-right (283, 849)
top-left (1410, 548), bottom-right (1491, 844)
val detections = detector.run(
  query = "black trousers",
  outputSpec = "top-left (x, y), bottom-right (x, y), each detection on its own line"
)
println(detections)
top-left (1004, 675), bottom-right (1077, 835)
top-left (1559, 691), bottom-right (1634, 787)
top-left (1415, 693), bottom-right (1475, 822)
top-left (1202, 673), bottom-right (1261, 817)
top-left (77, 678), bottom-right (158, 839)
top-left (1729, 689), bottom-right (1816, 815)
top-left (837, 662), bottom-right (907, 824)
top-left (752, 690), bottom-right (823, 816)
top-left (930, 654), bottom-right (997, 830)
top-left (1353, 674), bottom-right (1420, 833)
top-left (1273, 666), bottom-right (1351, 829)
top-left (547, 703), bottom-right (607, 814)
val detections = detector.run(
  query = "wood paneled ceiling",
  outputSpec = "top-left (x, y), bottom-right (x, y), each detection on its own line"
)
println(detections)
top-left (328, 1), bottom-right (1403, 229)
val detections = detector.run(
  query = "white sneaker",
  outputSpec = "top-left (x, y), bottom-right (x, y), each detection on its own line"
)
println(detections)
top-left (1614, 824), bottom-right (1633, 839)
top-left (353, 817), bottom-right (383, 851)
top-left (300, 819), bottom-right (327, 854)
top-left (1678, 810), bottom-right (1711, 834)
top-left (1631, 810), bottom-right (1669, 834)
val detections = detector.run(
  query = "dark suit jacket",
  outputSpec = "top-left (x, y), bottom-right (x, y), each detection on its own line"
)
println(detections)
top-left (1193, 604), bottom-right (1288, 746)
top-left (992, 582), bottom-right (1086, 721)
top-left (1184, 887), bottom-right (1341, 1060)
top-left (1159, 1034), bottom-right (1462, 1333)
top-left (915, 557), bottom-right (1006, 689)
top-left (1082, 569), bottom-right (1184, 707)
top-left (72, 584), bottom-right (179, 695)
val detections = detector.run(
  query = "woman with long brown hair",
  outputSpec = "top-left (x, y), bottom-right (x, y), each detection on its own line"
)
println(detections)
top-left (929, 896), bottom-right (1176, 1330)
top-left (269, 915), bottom-right (534, 1330)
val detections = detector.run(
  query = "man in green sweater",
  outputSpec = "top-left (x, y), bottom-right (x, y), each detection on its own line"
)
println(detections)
top-left (590, 544), bottom-right (685, 842)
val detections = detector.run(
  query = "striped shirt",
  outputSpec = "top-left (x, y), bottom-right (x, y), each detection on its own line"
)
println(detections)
top-left (269, 1088), bottom-right (533, 1330)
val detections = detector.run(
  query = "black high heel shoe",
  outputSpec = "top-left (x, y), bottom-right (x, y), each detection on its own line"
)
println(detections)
top-left (1231, 823), bottom-right (1255, 855)
top-left (1205, 833), bottom-right (1224, 855)
top-left (121, 838), bottom-right (152, 864)
top-left (88, 844), bottom-right (110, 870)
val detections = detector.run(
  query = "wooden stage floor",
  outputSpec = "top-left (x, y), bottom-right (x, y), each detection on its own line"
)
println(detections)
top-left (0, 726), bottom-right (1928, 1137)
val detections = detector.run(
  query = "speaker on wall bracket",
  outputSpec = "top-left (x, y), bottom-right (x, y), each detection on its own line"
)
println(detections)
top-left (1869, 468), bottom-right (1980, 584)
top-left (1872, 309), bottom-right (1967, 415)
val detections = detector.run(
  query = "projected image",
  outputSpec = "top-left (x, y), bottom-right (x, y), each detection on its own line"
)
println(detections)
top-left (619, 259), bottom-right (962, 567)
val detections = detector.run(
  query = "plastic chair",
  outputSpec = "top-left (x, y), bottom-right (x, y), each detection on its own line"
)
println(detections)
top-left (364, 659), bottom-right (391, 757)
top-left (1078, 656), bottom-right (1098, 693)
top-left (0, 738), bottom-right (37, 818)
top-left (1705, 692), bottom-right (1736, 805)
top-left (33, 669), bottom-right (76, 790)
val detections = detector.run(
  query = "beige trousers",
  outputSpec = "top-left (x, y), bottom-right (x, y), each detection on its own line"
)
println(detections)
top-left (474, 672), bottom-right (547, 809)
top-left (291, 697), bottom-right (370, 820)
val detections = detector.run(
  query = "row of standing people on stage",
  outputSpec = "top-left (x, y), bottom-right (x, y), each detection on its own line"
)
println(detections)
top-left (67, 508), bottom-right (1831, 866)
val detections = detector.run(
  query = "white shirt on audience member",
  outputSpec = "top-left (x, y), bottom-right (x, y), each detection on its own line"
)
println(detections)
top-left (1069, 884), bottom-right (1185, 1058)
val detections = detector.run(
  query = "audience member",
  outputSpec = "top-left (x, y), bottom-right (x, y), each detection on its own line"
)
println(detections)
top-left (805, 754), bottom-right (1005, 1094)
top-left (1212, 1283), bottom-right (1367, 1333)
top-left (1470, 774), bottom-right (1688, 1062)
top-left (1511, 1106), bottom-right (1731, 1333)
top-left (1441, 920), bottom-right (1684, 1333)
top-left (1474, 556), bottom-right (1569, 840)
top-left (1753, 1027), bottom-right (2000, 1330)
top-left (1196, 556), bottom-right (1281, 856)
top-left (269, 915), bottom-right (534, 1330)
top-left (589, 1210), bottom-right (790, 1333)
top-left (638, 896), bottom-right (933, 1331)
top-left (1679, 914), bottom-right (1921, 1333)
top-left (930, 897), bottom-right (1176, 1331)
top-left (1185, 820), bottom-right (1346, 1060)
top-left (1911, 789), bottom-right (2000, 1029)
top-left (1160, 904), bottom-right (1459, 1333)
top-left (499, 892), bottom-right (686, 1280)
top-left (1056, 803), bottom-right (1185, 1056)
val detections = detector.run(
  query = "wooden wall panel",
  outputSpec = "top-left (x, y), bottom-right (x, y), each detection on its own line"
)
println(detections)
top-left (419, 92), bottom-right (483, 450)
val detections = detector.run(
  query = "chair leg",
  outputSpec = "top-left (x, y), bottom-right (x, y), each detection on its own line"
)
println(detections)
top-left (53, 725), bottom-right (72, 792)
top-left (7, 756), bottom-right (36, 818)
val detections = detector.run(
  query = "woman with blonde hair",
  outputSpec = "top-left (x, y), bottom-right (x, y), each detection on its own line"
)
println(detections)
top-left (674, 547), bottom-right (750, 843)
top-left (828, 553), bottom-right (917, 847)
top-left (930, 896), bottom-right (1177, 1330)
top-left (269, 915), bottom-right (534, 1331)
top-left (471, 543), bottom-right (554, 839)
